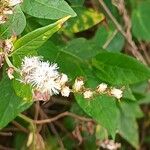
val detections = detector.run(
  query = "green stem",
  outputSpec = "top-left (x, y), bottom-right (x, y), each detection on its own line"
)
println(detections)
top-left (5, 55), bottom-right (20, 73)
top-left (18, 114), bottom-right (36, 149)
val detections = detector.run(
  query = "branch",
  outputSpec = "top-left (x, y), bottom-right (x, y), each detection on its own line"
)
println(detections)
top-left (33, 111), bottom-right (93, 124)
top-left (98, 0), bottom-right (146, 64)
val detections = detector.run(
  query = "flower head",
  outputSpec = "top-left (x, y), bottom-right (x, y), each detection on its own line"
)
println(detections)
top-left (61, 86), bottom-right (70, 97)
top-left (110, 88), bottom-right (123, 99)
top-left (83, 90), bottom-right (93, 99)
top-left (20, 56), bottom-right (61, 97)
top-left (97, 83), bottom-right (107, 93)
top-left (73, 77), bottom-right (84, 92)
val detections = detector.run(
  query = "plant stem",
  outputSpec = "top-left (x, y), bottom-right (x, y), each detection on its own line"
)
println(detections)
top-left (5, 55), bottom-right (20, 72)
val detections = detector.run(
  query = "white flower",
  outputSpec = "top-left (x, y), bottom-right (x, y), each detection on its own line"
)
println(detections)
top-left (21, 56), bottom-right (41, 75)
top-left (61, 86), bottom-right (70, 97)
top-left (59, 73), bottom-right (68, 85)
top-left (110, 88), bottom-right (123, 99)
top-left (73, 77), bottom-right (84, 92)
top-left (20, 57), bottom-right (61, 97)
top-left (83, 90), bottom-right (93, 99)
top-left (97, 83), bottom-right (107, 93)
top-left (6, 0), bottom-right (23, 7)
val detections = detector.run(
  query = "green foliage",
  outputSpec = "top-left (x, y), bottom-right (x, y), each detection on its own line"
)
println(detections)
top-left (75, 94), bottom-right (120, 137)
top-left (92, 52), bottom-right (150, 85)
top-left (0, 0), bottom-right (150, 149)
top-left (66, 7), bottom-right (104, 33)
top-left (0, 5), bottom-right (26, 39)
top-left (21, 0), bottom-right (77, 19)
top-left (0, 72), bottom-right (31, 128)
top-left (12, 16), bottom-right (70, 66)
top-left (132, 1), bottom-right (150, 41)
top-left (91, 22), bottom-right (125, 52)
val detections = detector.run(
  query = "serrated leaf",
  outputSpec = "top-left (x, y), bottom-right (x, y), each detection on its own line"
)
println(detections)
top-left (92, 52), bottom-right (150, 85)
top-left (132, 1), bottom-right (150, 41)
top-left (0, 74), bottom-right (31, 129)
top-left (66, 7), bottom-right (104, 33)
top-left (21, 0), bottom-right (76, 19)
top-left (75, 94), bottom-right (120, 137)
top-left (0, 5), bottom-right (26, 39)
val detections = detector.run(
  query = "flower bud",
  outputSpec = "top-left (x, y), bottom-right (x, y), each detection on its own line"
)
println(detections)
top-left (61, 86), bottom-right (70, 97)
top-left (73, 77), bottom-right (84, 92)
top-left (110, 88), bottom-right (123, 99)
top-left (83, 90), bottom-right (93, 99)
top-left (97, 83), bottom-right (107, 93)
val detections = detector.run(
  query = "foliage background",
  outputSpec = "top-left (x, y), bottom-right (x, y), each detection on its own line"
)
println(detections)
top-left (0, 0), bottom-right (150, 149)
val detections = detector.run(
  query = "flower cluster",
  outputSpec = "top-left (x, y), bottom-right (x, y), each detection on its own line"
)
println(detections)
top-left (0, 0), bottom-right (23, 24)
top-left (20, 56), bottom-right (70, 101)
top-left (20, 56), bottom-right (123, 101)
top-left (73, 78), bottom-right (123, 100)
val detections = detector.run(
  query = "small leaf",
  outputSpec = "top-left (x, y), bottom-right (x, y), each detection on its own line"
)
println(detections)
top-left (21, 0), bottom-right (76, 19)
top-left (92, 52), bottom-right (150, 85)
top-left (0, 5), bottom-right (26, 39)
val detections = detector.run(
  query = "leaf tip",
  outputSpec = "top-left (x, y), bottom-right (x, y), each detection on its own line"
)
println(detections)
top-left (57, 15), bottom-right (71, 27)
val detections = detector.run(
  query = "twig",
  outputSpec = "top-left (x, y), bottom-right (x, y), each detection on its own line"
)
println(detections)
top-left (34, 102), bottom-right (40, 120)
top-left (98, 0), bottom-right (146, 64)
top-left (0, 132), bottom-right (12, 136)
top-left (103, 29), bottom-right (118, 49)
top-left (49, 123), bottom-right (65, 150)
top-left (33, 111), bottom-right (93, 124)
top-left (12, 121), bottom-right (29, 133)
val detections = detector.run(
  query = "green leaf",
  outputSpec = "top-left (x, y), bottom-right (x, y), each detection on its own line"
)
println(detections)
top-left (118, 101), bottom-right (142, 148)
top-left (21, 0), bottom-right (76, 19)
top-left (0, 74), bottom-right (31, 129)
top-left (92, 52), bottom-right (150, 85)
top-left (0, 5), bottom-right (26, 39)
top-left (66, 7), bottom-right (104, 33)
top-left (13, 79), bottom-right (33, 101)
top-left (63, 38), bottom-right (102, 60)
top-left (38, 40), bottom-right (85, 79)
top-left (11, 16), bottom-right (70, 66)
top-left (132, 1), bottom-right (150, 41)
top-left (92, 22), bottom-right (125, 52)
top-left (75, 94), bottom-right (120, 137)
